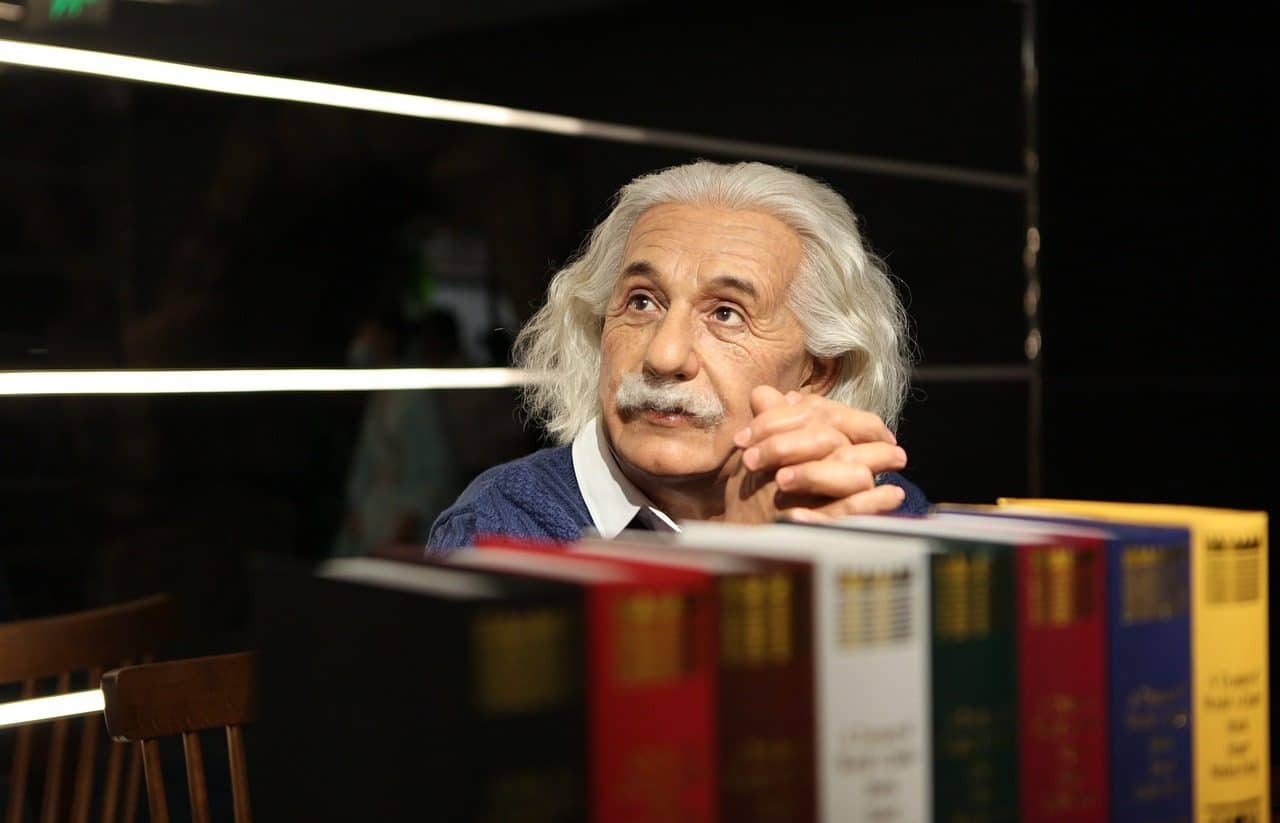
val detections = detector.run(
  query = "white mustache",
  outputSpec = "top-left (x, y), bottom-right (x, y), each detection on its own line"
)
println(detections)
top-left (615, 373), bottom-right (725, 428)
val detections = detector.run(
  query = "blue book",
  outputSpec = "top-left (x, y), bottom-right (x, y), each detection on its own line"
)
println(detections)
top-left (932, 506), bottom-right (1193, 823)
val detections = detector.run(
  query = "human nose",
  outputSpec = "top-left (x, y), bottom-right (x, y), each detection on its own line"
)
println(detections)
top-left (642, 307), bottom-right (700, 381)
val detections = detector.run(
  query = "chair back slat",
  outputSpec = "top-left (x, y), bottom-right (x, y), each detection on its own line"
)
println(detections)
top-left (182, 732), bottom-right (212, 823)
top-left (4, 680), bottom-right (35, 823)
top-left (225, 727), bottom-right (252, 823)
top-left (1, 595), bottom-right (177, 823)
top-left (121, 741), bottom-right (143, 823)
top-left (101, 652), bottom-right (258, 823)
top-left (99, 738), bottom-right (125, 823)
top-left (101, 740), bottom-right (143, 823)
top-left (39, 672), bottom-right (73, 823)
top-left (70, 669), bottom-right (104, 823)
top-left (98, 741), bottom-right (144, 823)
top-left (139, 739), bottom-right (169, 823)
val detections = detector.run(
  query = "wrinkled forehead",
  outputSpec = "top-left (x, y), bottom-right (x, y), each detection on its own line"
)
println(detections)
top-left (619, 203), bottom-right (805, 292)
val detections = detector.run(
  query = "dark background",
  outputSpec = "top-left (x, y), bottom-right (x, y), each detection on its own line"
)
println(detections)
top-left (1, 0), bottom-right (1274, 732)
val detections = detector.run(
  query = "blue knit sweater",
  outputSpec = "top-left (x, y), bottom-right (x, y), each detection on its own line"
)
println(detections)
top-left (426, 446), bottom-right (930, 553)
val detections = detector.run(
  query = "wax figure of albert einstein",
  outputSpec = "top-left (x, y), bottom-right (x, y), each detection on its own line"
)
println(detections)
top-left (428, 159), bottom-right (927, 553)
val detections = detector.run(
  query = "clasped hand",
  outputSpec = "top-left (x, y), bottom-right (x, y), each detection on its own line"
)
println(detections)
top-left (723, 385), bottom-right (908, 525)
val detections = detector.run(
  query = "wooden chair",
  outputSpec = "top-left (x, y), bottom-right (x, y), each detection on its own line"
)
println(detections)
top-left (0, 593), bottom-right (178, 823)
top-left (100, 651), bottom-right (258, 823)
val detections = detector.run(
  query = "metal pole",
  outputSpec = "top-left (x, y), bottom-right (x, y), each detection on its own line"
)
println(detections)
top-left (1021, 0), bottom-right (1044, 495)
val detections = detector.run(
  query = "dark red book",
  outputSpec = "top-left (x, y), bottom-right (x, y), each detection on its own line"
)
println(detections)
top-left (567, 534), bottom-right (817, 823)
top-left (450, 534), bottom-right (719, 823)
top-left (1014, 531), bottom-right (1109, 822)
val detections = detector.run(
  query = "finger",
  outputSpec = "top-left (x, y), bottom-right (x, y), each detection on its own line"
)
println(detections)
top-left (815, 483), bottom-right (909, 518)
top-left (738, 395), bottom-right (894, 449)
top-left (733, 402), bottom-right (811, 448)
top-left (735, 385), bottom-right (799, 447)
top-left (735, 386), bottom-right (792, 447)
top-left (745, 424), bottom-right (908, 472)
top-left (817, 401), bottom-right (896, 447)
top-left (768, 450), bottom-right (911, 496)
top-left (776, 460), bottom-right (874, 498)
top-left (830, 442), bottom-right (908, 472)
top-left (742, 425), bottom-right (847, 471)
top-left (749, 385), bottom-right (788, 417)
top-left (777, 507), bottom-right (834, 525)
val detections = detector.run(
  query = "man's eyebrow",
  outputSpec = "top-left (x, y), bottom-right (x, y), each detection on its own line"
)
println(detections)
top-left (706, 274), bottom-right (759, 300)
top-left (620, 260), bottom-right (658, 279)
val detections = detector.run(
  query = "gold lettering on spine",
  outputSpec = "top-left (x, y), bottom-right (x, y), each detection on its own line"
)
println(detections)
top-left (934, 553), bottom-right (992, 640)
top-left (723, 737), bottom-right (801, 819)
top-left (1027, 548), bottom-right (1097, 627)
top-left (1030, 693), bottom-right (1101, 815)
top-left (483, 765), bottom-right (581, 822)
top-left (838, 567), bottom-right (913, 648)
top-left (1124, 684), bottom-right (1190, 802)
top-left (619, 743), bottom-right (709, 819)
top-left (1206, 533), bottom-right (1261, 604)
top-left (1122, 546), bottom-right (1189, 624)
top-left (472, 606), bottom-right (578, 715)
top-left (614, 592), bottom-right (694, 685)
top-left (719, 573), bottom-right (793, 668)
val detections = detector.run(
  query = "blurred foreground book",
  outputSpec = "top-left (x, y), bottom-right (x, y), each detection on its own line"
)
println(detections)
top-left (250, 552), bottom-right (588, 822)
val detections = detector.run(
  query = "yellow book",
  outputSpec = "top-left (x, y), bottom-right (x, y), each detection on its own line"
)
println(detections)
top-left (997, 497), bottom-right (1270, 823)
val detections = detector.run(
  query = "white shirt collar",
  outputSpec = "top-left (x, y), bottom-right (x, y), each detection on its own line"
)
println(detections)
top-left (571, 416), bottom-right (681, 538)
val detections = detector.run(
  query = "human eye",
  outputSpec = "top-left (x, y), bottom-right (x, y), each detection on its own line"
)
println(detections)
top-left (710, 304), bottom-right (745, 326)
top-left (625, 291), bottom-right (659, 313)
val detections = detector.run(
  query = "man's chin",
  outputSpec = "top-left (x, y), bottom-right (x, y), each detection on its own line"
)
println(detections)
top-left (613, 434), bottom-right (730, 483)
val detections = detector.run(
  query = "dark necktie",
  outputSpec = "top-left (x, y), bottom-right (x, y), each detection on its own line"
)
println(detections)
top-left (626, 511), bottom-right (654, 531)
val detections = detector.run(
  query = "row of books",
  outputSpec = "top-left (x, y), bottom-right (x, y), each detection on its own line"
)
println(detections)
top-left (247, 498), bottom-right (1269, 823)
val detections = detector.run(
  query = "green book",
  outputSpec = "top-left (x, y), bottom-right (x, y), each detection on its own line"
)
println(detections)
top-left (816, 515), bottom-right (1019, 823)
top-left (929, 543), bottom-right (1018, 823)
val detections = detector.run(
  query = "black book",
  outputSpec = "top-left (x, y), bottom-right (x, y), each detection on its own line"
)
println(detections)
top-left (248, 552), bottom-right (587, 822)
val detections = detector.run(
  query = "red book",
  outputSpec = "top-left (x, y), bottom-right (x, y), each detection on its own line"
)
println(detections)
top-left (452, 534), bottom-right (719, 823)
top-left (567, 534), bottom-right (817, 823)
top-left (1014, 530), bottom-right (1109, 822)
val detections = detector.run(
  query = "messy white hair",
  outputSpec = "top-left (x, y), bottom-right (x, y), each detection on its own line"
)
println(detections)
top-left (513, 159), bottom-right (916, 445)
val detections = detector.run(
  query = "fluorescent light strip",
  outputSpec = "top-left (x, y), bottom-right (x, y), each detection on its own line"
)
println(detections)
top-left (0, 364), bottom-right (1039, 396)
top-left (0, 38), bottom-right (1025, 192)
top-left (0, 367), bottom-right (547, 396)
top-left (0, 689), bottom-right (104, 729)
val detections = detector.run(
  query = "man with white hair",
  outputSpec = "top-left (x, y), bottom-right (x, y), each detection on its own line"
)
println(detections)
top-left (427, 160), bottom-right (927, 552)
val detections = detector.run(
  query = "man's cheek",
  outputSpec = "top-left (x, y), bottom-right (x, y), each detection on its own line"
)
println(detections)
top-left (601, 325), bottom-right (645, 363)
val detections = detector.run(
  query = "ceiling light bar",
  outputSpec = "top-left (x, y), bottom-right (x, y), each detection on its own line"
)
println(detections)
top-left (0, 367), bottom-right (546, 396)
top-left (0, 689), bottom-right (104, 729)
top-left (0, 38), bottom-right (1025, 192)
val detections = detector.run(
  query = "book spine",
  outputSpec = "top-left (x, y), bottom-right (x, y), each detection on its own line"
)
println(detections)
top-left (1191, 512), bottom-right (1270, 823)
top-left (930, 546), bottom-right (1018, 823)
top-left (587, 583), bottom-right (718, 823)
top-left (466, 598), bottom-right (588, 822)
top-left (1016, 541), bottom-right (1108, 822)
top-left (815, 550), bottom-right (930, 823)
top-left (1107, 536), bottom-right (1193, 822)
top-left (716, 563), bottom-right (817, 823)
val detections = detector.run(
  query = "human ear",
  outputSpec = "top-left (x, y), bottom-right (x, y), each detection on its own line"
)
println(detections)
top-left (798, 354), bottom-right (842, 397)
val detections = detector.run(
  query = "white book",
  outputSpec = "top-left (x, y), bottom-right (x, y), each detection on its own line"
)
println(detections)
top-left (675, 520), bottom-right (932, 823)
